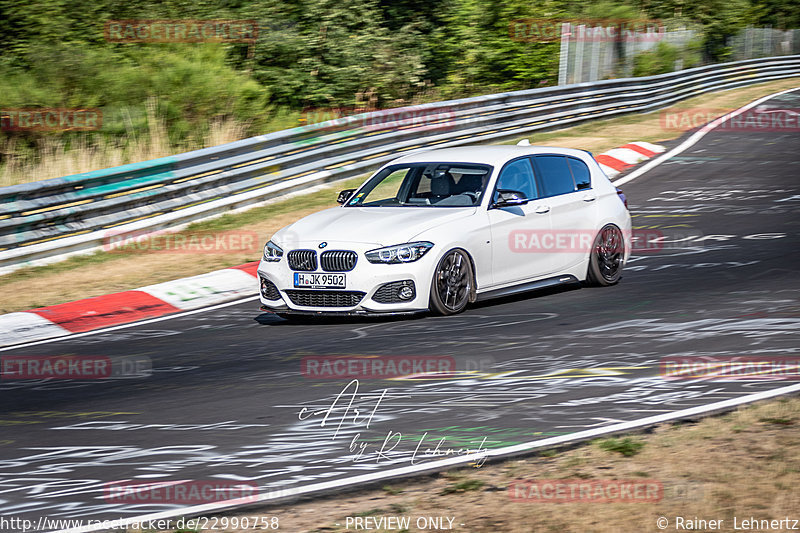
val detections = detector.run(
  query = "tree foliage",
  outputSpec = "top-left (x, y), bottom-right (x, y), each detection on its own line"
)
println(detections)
top-left (0, 0), bottom-right (794, 152)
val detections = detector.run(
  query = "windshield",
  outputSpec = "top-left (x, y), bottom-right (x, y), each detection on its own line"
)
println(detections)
top-left (346, 163), bottom-right (493, 207)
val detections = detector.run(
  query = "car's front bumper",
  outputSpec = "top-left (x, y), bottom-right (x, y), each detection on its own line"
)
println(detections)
top-left (257, 242), bottom-right (436, 313)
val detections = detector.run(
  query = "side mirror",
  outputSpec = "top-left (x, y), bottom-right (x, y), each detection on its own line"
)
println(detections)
top-left (337, 189), bottom-right (357, 205)
top-left (492, 189), bottom-right (529, 208)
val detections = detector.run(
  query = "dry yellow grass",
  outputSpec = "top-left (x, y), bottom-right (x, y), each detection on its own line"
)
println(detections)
top-left (169, 395), bottom-right (799, 533)
top-left (1, 77), bottom-right (798, 312)
top-left (0, 105), bottom-right (248, 188)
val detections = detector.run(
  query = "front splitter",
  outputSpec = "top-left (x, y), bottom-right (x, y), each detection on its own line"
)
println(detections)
top-left (260, 305), bottom-right (427, 317)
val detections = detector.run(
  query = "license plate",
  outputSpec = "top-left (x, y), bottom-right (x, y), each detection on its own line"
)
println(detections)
top-left (294, 272), bottom-right (346, 288)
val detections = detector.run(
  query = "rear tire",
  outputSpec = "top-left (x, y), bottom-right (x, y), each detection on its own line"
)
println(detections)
top-left (586, 224), bottom-right (624, 286)
top-left (429, 248), bottom-right (473, 315)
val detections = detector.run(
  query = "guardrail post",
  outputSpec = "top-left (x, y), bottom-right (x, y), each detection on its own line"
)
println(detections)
top-left (558, 22), bottom-right (571, 86)
top-left (574, 25), bottom-right (585, 84)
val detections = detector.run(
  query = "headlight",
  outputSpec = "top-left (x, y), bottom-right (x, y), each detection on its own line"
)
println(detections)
top-left (263, 240), bottom-right (284, 262)
top-left (365, 242), bottom-right (434, 264)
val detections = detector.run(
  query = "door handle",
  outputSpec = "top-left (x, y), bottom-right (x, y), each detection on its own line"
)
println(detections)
top-left (535, 205), bottom-right (550, 214)
top-left (582, 194), bottom-right (597, 202)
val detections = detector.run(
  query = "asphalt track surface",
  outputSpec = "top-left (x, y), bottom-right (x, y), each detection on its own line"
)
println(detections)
top-left (1, 90), bottom-right (799, 531)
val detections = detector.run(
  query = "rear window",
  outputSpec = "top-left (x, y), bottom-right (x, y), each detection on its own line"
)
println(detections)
top-left (534, 155), bottom-right (576, 197)
top-left (567, 157), bottom-right (591, 190)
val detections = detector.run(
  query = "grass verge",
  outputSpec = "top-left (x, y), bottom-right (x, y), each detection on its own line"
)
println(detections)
top-left (0, 104), bottom-right (250, 188)
top-left (1, 77), bottom-right (798, 313)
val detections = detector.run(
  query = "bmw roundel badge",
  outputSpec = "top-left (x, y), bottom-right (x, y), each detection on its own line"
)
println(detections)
top-left (318, 242), bottom-right (328, 249)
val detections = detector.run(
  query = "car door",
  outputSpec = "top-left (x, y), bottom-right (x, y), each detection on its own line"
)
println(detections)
top-left (531, 155), bottom-right (598, 274)
top-left (487, 157), bottom-right (555, 287)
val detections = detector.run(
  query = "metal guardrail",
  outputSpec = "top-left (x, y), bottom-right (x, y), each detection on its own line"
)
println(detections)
top-left (1, 55), bottom-right (799, 273)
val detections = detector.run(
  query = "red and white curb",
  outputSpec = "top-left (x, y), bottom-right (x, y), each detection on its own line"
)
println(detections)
top-left (0, 261), bottom-right (259, 347)
top-left (595, 141), bottom-right (665, 178)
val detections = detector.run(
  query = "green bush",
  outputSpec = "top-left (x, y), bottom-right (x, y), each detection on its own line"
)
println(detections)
top-left (0, 44), bottom-right (268, 146)
top-left (598, 437), bottom-right (645, 457)
top-left (0, 0), bottom-right (787, 181)
top-left (632, 39), bottom-right (703, 77)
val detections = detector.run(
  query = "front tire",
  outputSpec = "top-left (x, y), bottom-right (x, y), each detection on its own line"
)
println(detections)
top-left (429, 248), bottom-right (473, 315)
top-left (586, 224), bottom-right (624, 286)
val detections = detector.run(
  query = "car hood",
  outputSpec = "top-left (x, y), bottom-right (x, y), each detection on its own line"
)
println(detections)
top-left (273, 206), bottom-right (477, 247)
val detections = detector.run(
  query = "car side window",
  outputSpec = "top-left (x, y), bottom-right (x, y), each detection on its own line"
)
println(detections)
top-left (495, 158), bottom-right (537, 201)
top-left (567, 157), bottom-right (591, 190)
top-left (534, 155), bottom-right (576, 197)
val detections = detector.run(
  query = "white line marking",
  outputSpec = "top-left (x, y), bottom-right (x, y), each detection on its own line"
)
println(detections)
top-left (54, 381), bottom-right (800, 533)
top-left (611, 86), bottom-right (800, 187)
top-left (19, 86), bottom-right (800, 532)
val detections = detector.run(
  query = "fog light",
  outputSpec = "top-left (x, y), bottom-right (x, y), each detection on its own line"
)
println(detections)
top-left (398, 285), bottom-right (414, 300)
top-left (372, 280), bottom-right (416, 304)
top-left (260, 276), bottom-right (281, 300)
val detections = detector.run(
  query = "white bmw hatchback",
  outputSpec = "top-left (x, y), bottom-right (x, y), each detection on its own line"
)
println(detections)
top-left (257, 145), bottom-right (631, 317)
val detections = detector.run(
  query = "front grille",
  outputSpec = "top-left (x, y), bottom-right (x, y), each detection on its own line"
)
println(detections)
top-left (320, 250), bottom-right (358, 272)
top-left (285, 290), bottom-right (365, 307)
top-left (287, 250), bottom-right (317, 271)
top-left (260, 276), bottom-right (281, 300)
top-left (372, 280), bottom-right (416, 303)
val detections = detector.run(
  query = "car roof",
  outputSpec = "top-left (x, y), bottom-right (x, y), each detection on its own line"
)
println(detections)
top-left (391, 145), bottom-right (592, 168)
